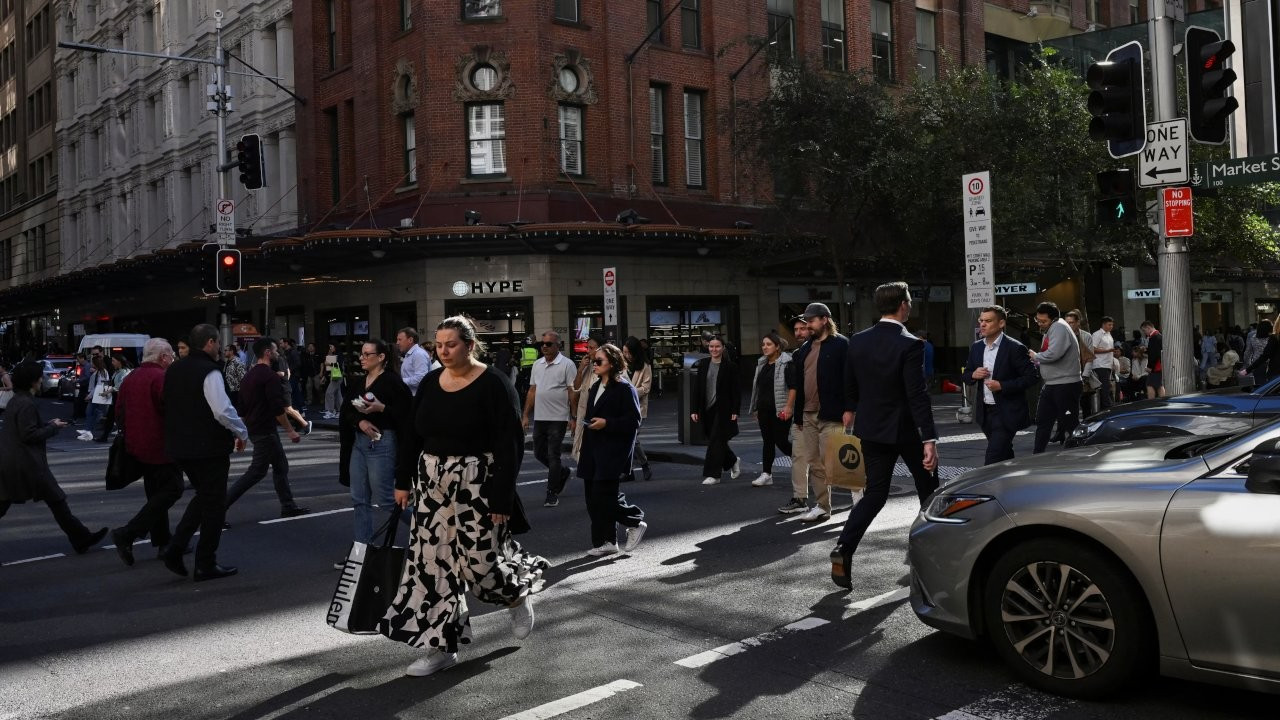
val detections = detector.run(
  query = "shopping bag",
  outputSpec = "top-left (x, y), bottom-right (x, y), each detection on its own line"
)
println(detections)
top-left (823, 427), bottom-right (867, 491)
top-left (327, 507), bottom-right (406, 634)
top-left (105, 432), bottom-right (144, 491)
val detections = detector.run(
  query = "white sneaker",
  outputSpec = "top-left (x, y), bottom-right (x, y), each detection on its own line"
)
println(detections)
top-left (622, 521), bottom-right (648, 552)
top-left (701, 476), bottom-right (720, 485)
top-left (77, 430), bottom-right (93, 441)
top-left (509, 596), bottom-right (535, 639)
top-left (587, 543), bottom-right (618, 557)
top-left (405, 649), bottom-right (458, 677)
top-left (751, 472), bottom-right (773, 487)
top-left (730, 457), bottom-right (742, 479)
top-left (799, 507), bottom-right (831, 523)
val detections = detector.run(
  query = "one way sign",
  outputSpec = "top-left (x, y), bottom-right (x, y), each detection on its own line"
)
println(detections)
top-left (1138, 119), bottom-right (1189, 188)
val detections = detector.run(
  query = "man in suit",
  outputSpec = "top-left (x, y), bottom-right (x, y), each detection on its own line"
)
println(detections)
top-left (836, 282), bottom-right (939, 589)
top-left (961, 305), bottom-right (1039, 465)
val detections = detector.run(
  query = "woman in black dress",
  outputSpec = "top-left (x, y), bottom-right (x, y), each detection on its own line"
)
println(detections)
top-left (382, 316), bottom-right (547, 677)
top-left (577, 343), bottom-right (646, 556)
top-left (690, 335), bottom-right (741, 485)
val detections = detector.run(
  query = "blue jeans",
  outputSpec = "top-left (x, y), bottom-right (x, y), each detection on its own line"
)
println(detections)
top-left (85, 402), bottom-right (110, 439)
top-left (350, 429), bottom-right (403, 544)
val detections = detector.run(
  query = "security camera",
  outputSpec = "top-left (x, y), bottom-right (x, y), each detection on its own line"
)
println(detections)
top-left (213, 9), bottom-right (224, 19)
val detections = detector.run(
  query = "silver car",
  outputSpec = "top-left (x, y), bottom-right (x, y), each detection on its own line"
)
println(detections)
top-left (909, 423), bottom-right (1280, 699)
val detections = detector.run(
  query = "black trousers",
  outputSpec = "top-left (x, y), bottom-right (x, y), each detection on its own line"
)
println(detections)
top-left (583, 470), bottom-right (644, 547)
top-left (1034, 382), bottom-right (1082, 454)
top-left (170, 455), bottom-right (231, 569)
top-left (980, 405), bottom-right (1016, 465)
top-left (757, 409), bottom-right (793, 474)
top-left (837, 437), bottom-right (938, 550)
top-left (533, 420), bottom-right (569, 493)
top-left (0, 497), bottom-right (93, 547)
top-left (701, 405), bottom-right (738, 478)
top-left (1094, 369), bottom-right (1113, 410)
top-left (226, 431), bottom-right (295, 510)
top-left (121, 462), bottom-right (184, 547)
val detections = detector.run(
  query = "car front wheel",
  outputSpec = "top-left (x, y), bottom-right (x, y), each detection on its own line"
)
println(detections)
top-left (982, 538), bottom-right (1152, 699)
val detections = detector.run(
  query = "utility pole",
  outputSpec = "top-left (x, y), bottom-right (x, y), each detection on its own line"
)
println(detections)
top-left (1148, 0), bottom-right (1194, 396)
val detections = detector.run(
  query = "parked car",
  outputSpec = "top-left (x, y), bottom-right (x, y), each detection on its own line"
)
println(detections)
top-left (38, 356), bottom-right (76, 397)
top-left (909, 424), bottom-right (1280, 698)
top-left (1066, 376), bottom-right (1280, 447)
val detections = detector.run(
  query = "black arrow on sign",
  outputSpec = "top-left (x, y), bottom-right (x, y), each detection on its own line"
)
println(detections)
top-left (1145, 166), bottom-right (1182, 180)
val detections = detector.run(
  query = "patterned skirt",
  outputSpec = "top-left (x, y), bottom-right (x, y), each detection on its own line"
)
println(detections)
top-left (379, 453), bottom-right (547, 652)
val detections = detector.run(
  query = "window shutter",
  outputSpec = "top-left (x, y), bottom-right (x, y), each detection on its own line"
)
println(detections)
top-left (684, 93), bottom-right (703, 187)
top-left (684, 93), bottom-right (702, 139)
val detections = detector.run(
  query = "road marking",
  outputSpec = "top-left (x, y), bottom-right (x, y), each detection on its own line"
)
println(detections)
top-left (497, 679), bottom-right (642, 720)
top-left (258, 507), bottom-right (353, 524)
top-left (674, 586), bottom-right (910, 669)
top-left (1, 553), bottom-right (65, 566)
top-left (932, 683), bottom-right (1074, 719)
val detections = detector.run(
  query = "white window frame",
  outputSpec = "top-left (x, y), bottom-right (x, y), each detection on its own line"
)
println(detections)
top-left (558, 104), bottom-right (583, 176)
top-left (683, 91), bottom-right (704, 188)
top-left (650, 86), bottom-right (666, 185)
top-left (403, 113), bottom-right (417, 184)
top-left (467, 102), bottom-right (507, 176)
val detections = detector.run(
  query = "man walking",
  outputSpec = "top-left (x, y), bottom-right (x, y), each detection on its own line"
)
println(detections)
top-left (1029, 302), bottom-right (1082, 454)
top-left (1142, 321), bottom-right (1165, 397)
top-left (790, 303), bottom-right (852, 523)
top-left (776, 316), bottom-right (812, 514)
top-left (523, 330), bottom-right (577, 507)
top-left (161, 323), bottom-right (249, 581)
top-left (961, 305), bottom-right (1039, 465)
top-left (109, 339), bottom-right (184, 566)
top-left (834, 282), bottom-right (939, 589)
top-left (1091, 316), bottom-right (1119, 410)
top-left (225, 338), bottom-right (310, 521)
top-left (397, 327), bottom-right (433, 396)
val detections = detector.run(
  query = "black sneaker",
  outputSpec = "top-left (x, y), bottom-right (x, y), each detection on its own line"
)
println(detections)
top-left (544, 492), bottom-right (559, 507)
top-left (777, 498), bottom-right (807, 515)
top-left (281, 505), bottom-right (311, 518)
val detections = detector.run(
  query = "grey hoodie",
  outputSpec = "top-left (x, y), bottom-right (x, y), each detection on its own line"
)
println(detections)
top-left (1036, 318), bottom-right (1082, 385)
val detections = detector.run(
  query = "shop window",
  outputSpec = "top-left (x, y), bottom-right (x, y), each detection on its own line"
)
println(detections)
top-left (681, 0), bottom-right (700, 49)
top-left (915, 10), bottom-right (936, 82)
top-left (558, 104), bottom-right (583, 176)
top-left (766, 0), bottom-right (795, 63)
top-left (871, 0), bottom-right (893, 83)
top-left (649, 85), bottom-right (667, 185)
top-left (822, 0), bottom-right (845, 71)
top-left (683, 90), bottom-right (704, 188)
top-left (468, 102), bottom-right (507, 177)
top-left (444, 298), bottom-right (532, 367)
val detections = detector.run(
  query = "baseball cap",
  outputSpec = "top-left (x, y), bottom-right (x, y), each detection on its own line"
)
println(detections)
top-left (802, 302), bottom-right (832, 320)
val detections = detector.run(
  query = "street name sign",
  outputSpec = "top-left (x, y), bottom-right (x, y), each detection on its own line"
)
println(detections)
top-left (994, 283), bottom-right (1038, 295)
top-left (1139, 119), bottom-right (1189, 188)
top-left (1162, 187), bottom-right (1194, 237)
top-left (962, 171), bottom-right (994, 309)
top-left (1191, 153), bottom-right (1280, 189)
top-left (603, 267), bottom-right (618, 326)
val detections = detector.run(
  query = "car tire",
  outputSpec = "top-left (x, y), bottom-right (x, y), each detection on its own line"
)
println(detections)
top-left (982, 538), bottom-right (1152, 699)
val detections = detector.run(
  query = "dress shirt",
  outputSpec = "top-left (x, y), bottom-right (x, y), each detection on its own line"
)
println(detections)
top-left (400, 343), bottom-right (431, 395)
top-left (982, 333), bottom-right (1003, 405)
top-left (202, 369), bottom-right (249, 441)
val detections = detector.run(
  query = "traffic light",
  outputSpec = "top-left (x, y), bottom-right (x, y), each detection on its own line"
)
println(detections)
top-left (1186, 26), bottom-right (1238, 145)
top-left (216, 248), bottom-right (242, 292)
top-left (199, 243), bottom-right (219, 295)
top-left (1087, 41), bottom-right (1146, 159)
top-left (218, 292), bottom-right (237, 315)
top-left (1096, 169), bottom-right (1138, 225)
top-left (236, 133), bottom-right (265, 189)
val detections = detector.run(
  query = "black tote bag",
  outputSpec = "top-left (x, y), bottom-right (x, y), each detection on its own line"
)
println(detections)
top-left (327, 507), bottom-right (406, 634)
top-left (105, 432), bottom-right (144, 491)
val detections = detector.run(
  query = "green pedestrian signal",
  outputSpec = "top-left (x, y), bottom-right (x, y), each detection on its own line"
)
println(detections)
top-left (1096, 169), bottom-right (1137, 226)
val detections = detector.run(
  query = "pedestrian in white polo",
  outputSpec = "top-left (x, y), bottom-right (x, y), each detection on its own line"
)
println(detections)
top-left (397, 327), bottom-right (435, 396)
top-left (522, 331), bottom-right (577, 507)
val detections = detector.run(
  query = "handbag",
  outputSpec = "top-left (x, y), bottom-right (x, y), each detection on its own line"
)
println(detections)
top-left (105, 431), bottom-right (144, 490)
top-left (823, 427), bottom-right (867, 491)
top-left (327, 507), bottom-right (406, 634)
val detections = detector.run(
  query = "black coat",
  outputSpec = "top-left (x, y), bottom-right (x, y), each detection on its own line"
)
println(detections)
top-left (577, 378), bottom-right (641, 483)
top-left (845, 321), bottom-right (938, 445)
top-left (961, 335), bottom-right (1039, 431)
top-left (691, 357), bottom-right (741, 420)
top-left (0, 391), bottom-right (66, 504)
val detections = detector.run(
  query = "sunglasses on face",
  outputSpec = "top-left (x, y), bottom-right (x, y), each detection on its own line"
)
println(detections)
top-left (541, 341), bottom-right (557, 347)
top-left (592, 358), bottom-right (605, 366)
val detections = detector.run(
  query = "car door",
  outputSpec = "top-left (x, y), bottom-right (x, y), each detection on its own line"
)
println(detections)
top-left (1161, 447), bottom-right (1280, 678)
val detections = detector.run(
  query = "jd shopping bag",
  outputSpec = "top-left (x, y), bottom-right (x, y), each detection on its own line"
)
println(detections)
top-left (327, 508), bottom-right (406, 634)
top-left (823, 428), bottom-right (867, 492)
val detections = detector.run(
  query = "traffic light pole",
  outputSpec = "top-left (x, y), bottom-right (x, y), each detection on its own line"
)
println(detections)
top-left (1149, 0), bottom-right (1195, 396)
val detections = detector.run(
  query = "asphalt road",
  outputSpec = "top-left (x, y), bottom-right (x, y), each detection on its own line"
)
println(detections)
top-left (1, 394), bottom-right (1275, 719)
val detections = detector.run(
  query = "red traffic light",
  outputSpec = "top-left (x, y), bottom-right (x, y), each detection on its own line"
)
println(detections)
top-left (222, 254), bottom-right (236, 266)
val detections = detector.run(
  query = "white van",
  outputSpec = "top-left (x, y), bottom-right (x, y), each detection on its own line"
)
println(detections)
top-left (78, 333), bottom-right (151, 366)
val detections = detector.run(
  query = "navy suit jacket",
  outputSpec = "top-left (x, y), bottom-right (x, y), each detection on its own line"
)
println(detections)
top-left (576, 377), bottom-right (641, 483)
top-left (961, 334), bottom-right (1039, 430)
top-left (845, 321), bottom-right (937, 444)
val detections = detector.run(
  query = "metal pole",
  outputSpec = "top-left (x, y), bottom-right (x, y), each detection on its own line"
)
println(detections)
top-left (1149, 0), bottom-right (1194, 395)
top-left (214, 10), bottom-right (233, 348)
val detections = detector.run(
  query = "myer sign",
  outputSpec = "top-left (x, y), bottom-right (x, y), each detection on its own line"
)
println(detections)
top-left (994, 283), bottom-right (1037, 295)
top-left (451, 279), bottom-right (526, 297)
top-left (1126, 288), bottom-right (1161, 300)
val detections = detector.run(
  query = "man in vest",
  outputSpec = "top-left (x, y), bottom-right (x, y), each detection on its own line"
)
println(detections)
top-left (161, 323), bottom-right (249, 581)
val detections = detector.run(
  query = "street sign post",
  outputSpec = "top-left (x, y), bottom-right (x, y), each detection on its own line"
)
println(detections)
top-left (1191, 153), bottom-right (1280, 188)
top-left (1139, 119), bottom-right (1189, 187)
top-left (1163, 187), bottom-right (1194, 237)
top-left (962, 171), bottom-right (994, 309)
top-left (602, 267), bottom-right (618, 327)
top-left (216, 198), bottom-right (235, 245)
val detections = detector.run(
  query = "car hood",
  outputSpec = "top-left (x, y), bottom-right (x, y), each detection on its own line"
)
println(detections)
top-left (1092, 387), bottom-right (1254, 418)
top-left (946, 437), bottom-right (1204, 493)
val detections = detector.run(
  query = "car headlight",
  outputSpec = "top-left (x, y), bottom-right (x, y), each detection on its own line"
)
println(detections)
top-left (1071, 420), bottom-right (1103, 438)
top-left (923, 494), bottom-right (995, 524)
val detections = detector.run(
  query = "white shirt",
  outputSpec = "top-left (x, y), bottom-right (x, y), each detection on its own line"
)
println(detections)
top-left (530, 353), bottom-right (577, 421)
top-left (400, 343), bottom-right (432, 395)
top-left (202, 369), bottom-right (249, 442)
top-left (981, 333), bottom-right (1003, 405)
top-left (1091, 328), bottom-right (1116, 372)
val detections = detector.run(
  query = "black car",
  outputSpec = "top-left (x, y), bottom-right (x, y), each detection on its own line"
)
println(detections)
top-left (1066, 376), bottom-right (1280, 446)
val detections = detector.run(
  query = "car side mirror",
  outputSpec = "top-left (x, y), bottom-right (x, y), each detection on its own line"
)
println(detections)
top-left (1245, 453), bottom-right (1280, 495)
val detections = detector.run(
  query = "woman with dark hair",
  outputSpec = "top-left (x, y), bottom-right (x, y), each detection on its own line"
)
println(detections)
top-left (577, 343), bottom-right (647, 556)
top-left (382, 316), bottom-right (546, 677)
top-left (83, 354), bottom-right (113, 441)
top-left (690, 335), bottom-right (742, 485)
top-left (622, 336), bottom-right (653, 481)
top-left (0, 362), bottom-right (108, 553)
top-left (748, 331), bottom-right (795, 487)
top-left (340, 337), bottom-right (414, 552)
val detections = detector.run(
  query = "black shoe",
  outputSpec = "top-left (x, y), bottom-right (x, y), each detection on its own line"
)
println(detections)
top-left (642, 463), bottom-right (653, 481)
top-left (281, 505), bottom-right (311, 518)
top-left (111, 528), bottom-right (134, 567)
top-left (223, 522), bottom-right (232, 530)
top-left (543, 492), bottom-right (559, 507)
top-left (72, 527), bottom-right (109, 555)
top-left (302, 421), bottom-right (313, 437)
top-left (162, 548), bottom-right (189, 577)
top-left (194, 564), bottom-right (238, 582)
top-left (830, 544), bottom-right (853, 590)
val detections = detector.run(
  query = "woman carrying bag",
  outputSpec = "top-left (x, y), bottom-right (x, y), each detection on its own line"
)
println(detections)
top-left (577, 343), bottom-right (647, 556)
top-left (83, 355), bottom-right (113, 442)
top-left (690, 335), bottom-right (741, 485)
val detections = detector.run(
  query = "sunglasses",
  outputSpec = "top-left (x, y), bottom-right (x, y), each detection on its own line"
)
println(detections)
top-left (592, 358), bottom-right (606, 366)
top-left (541, 341), bottom-right (557, 347)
